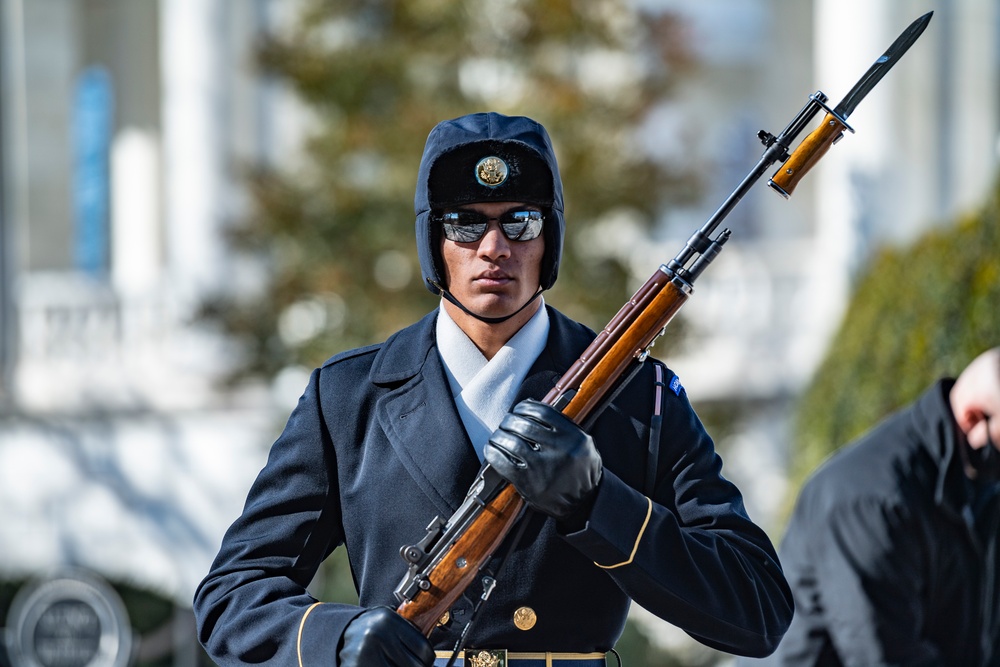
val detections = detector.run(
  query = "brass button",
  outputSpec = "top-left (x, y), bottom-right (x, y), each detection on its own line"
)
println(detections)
top-left (437, 610), bottom-right (450, 626)
top-left (512, 606), bottom-right (536, 631)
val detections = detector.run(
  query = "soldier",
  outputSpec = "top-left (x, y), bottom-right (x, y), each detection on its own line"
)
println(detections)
top-left (194, 112), bottom-right (792, 667)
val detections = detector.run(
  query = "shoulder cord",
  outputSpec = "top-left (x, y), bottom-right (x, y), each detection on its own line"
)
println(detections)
top-left (607, 363), bottom-right (667, 665)
top-left (646, 362), bottom-right (667, 496)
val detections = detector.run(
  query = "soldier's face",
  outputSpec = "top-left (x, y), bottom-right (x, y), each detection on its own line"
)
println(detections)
top-left (440, 201), bottom-right (544, 321)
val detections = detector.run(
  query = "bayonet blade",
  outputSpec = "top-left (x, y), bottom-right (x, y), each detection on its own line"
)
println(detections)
top-left (835, 11), bottom-right (933, 119)
top-left (767, 11), bottom-right (933, 198)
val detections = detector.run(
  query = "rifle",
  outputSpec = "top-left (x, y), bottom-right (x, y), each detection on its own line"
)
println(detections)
top-left (393, 11), bottom-right (933, 640)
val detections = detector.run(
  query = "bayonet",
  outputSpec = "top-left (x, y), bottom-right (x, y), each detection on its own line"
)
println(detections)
top-left (768, 11), bottom-right (933, 198)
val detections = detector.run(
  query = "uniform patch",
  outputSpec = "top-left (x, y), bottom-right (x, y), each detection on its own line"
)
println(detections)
top-left (669, 375), bottom-right (683, 396)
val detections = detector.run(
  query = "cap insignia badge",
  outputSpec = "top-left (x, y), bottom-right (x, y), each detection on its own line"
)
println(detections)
top-left (475, 156), bottom-right (508, 187)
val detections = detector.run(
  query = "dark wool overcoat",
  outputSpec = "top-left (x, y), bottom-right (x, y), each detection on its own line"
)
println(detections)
top-left (194, 306), bottom-right (793, 665)
top-left (771, 380), bottom-right (1000, 666)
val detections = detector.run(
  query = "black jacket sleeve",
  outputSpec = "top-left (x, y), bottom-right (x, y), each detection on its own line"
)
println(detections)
top-left (193, 369), bottom-right (364, 666)
top-left (562, 366), bottom-right (793, 657)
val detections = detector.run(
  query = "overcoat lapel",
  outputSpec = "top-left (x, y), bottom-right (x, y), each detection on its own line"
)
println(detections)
top-left (372, 306), bottom-right (592, 517)
top-left (373, 312), bottom-right (481, 517)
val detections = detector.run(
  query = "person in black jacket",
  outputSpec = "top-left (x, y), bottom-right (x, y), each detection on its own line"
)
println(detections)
top-left (765, 346), bottom-right (1000, 666)
top-left (193, 112), bottom-right (793, 667)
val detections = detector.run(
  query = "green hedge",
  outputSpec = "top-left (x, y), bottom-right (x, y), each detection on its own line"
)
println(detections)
top-left (792, 178), bottom-right (1000, 487)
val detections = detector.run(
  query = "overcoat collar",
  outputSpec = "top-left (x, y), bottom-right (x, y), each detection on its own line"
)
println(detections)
top-left (913, 379), bottom-right (973, 520)
top-left (368, 306), bottom-right (594, 515)
top-left (368, 306), bottom-right (589, 389)
top-left (369, 310), bottom-right (440, 384)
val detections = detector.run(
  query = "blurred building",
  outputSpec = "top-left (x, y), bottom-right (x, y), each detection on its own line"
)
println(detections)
top-left (0, 0), bottom-right (997, 664)
top-left (0, 0), bottom-right (306, 661)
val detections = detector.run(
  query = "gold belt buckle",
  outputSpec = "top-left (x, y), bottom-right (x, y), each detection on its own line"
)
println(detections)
top-left (464, 649), bottom-right (507, 667)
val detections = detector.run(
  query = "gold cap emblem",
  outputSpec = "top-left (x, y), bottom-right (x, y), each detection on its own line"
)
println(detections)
top-left (512, 606), bottom-right (537, 631)
top-left (475, 156), bottom-right (508, 187)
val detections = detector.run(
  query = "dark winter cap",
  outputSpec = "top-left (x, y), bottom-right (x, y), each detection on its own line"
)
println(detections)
top-left (414, 112), bottom-right (565, 294)
top-left (427, 140), bottom-right (555, 209)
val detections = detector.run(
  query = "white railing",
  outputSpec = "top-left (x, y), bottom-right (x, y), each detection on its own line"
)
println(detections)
top-left (14, 272), bottom-right (231, 412)
top-left (608, 232), bottom-right (843, 402)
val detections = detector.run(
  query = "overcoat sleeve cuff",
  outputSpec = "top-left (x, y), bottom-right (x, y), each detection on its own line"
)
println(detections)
top-left (296, 602), bottom-right (363, 667)
top-left (560, 469), bottom-right (652, 569)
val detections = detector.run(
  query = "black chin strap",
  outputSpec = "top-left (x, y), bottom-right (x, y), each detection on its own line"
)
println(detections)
top-left (431, 281), bottom-right (544, 324)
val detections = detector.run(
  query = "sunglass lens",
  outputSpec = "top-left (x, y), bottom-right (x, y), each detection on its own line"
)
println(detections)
top-left (441, 212), bottom-right (488, 242)
top-left (499, 210), bottom-right (544, 241)
top-left (438, 210), bottom-right (544, 242)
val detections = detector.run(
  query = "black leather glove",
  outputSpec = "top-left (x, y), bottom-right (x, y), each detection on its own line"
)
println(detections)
top-left (337, 606), bottom-right (434, 667)
top-left (485, 398), bottom-right (603, 521)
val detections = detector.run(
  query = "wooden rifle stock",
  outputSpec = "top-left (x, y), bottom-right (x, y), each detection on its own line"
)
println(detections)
top-left (395, 267), bottom-right (693, 634)
top-left (395, 85), bottom-right (848, 637)
top-left (396, 482), bottom-right (525, 634)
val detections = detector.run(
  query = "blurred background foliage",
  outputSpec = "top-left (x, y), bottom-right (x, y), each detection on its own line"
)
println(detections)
top-left (791, 175), bottom-right (1000, 492)
top-left (199, 0), bottom-right (701, 383)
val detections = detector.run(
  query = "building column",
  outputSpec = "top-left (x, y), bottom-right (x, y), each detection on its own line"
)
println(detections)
top-left (159, 0), bottom-right (227, 307)
top-left (0, 0), bottom-right (28, 403)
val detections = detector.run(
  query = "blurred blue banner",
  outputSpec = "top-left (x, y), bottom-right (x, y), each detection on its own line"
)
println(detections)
top-left (73, 66), bottom-right (114, 277)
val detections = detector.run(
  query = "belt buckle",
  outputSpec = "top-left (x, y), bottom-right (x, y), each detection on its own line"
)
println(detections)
top-left (464, 649), bottom-right (507, 667)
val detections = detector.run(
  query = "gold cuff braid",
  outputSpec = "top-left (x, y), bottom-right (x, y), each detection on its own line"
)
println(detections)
top-left (594, 496), bottom-right (652, 569)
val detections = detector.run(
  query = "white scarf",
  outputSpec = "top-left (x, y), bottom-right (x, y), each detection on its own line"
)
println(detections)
top-left (436, 299), bottom-right (550, 461)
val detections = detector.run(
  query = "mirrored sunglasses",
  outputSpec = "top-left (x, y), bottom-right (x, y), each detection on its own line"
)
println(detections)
top-left (435, 209), bottom-right (545, 243)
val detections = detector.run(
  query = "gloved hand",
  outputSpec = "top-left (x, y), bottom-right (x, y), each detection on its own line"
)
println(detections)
top-left (337, 606), bottom-right (435, 667)
top-left (485, 398), bottom-right (603, 521)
